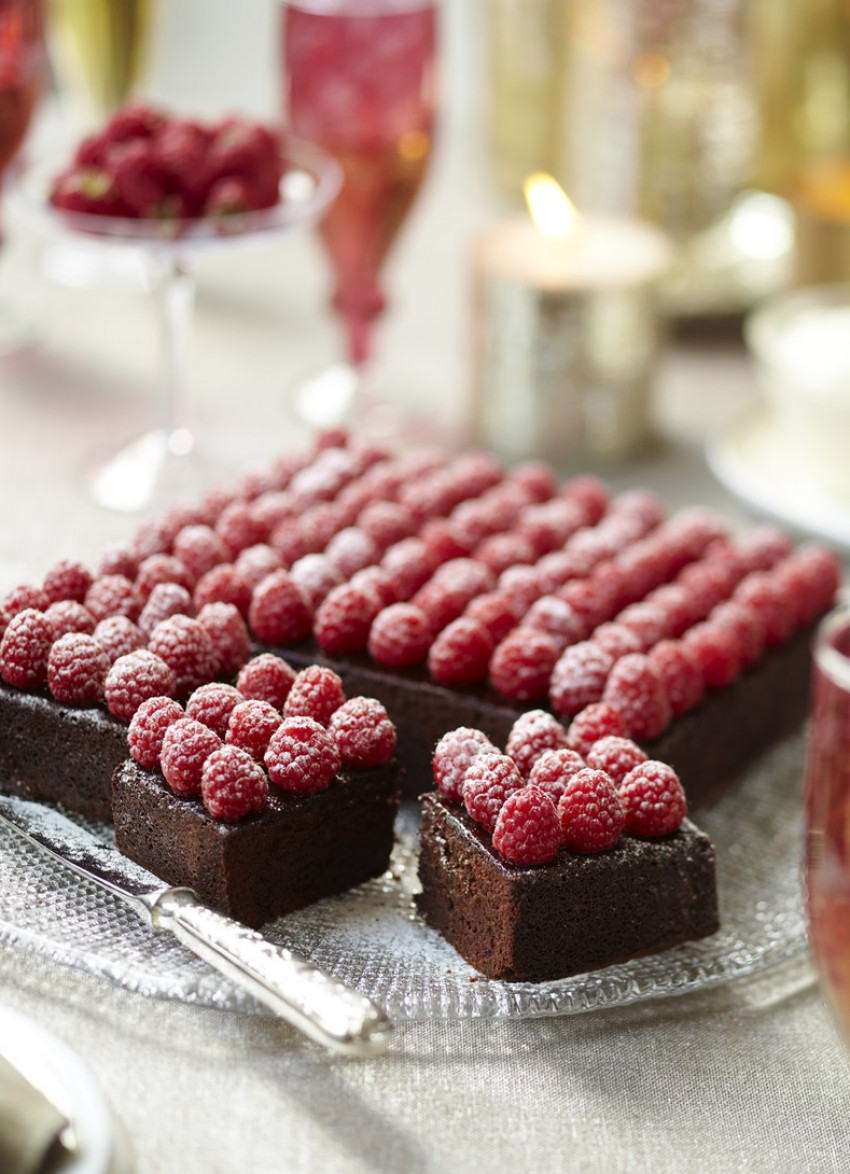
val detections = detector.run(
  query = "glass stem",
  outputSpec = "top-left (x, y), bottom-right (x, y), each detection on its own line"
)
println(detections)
top-left (156, 252), bottom-right (195, 456)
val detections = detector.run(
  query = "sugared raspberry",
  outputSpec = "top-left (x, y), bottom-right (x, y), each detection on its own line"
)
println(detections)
top-left (225, 699), bottom-right (282, 762)
top-left (104, 650), bottom-right (177, 722)
top-left (527, 747), bottom-right (587, 801)
top-left (683, 620), bottom-right (741, 689)
top-left (248, 571), bottom-right (313, 646)
top-left (505, 709), bottom-right (569, 777)
top-left (492, 786), bottom-right (562, 866)
top-left (508, 459), bottom-right (558, 502)
top-left (96, 544), bottom-right (138, 580)
top-left (237, 653), bottom-right (296, 708)
top-left (556, 769), bottom-right (625, 853)
top-left (428, 618), bottom-right (494, 686)
top-left (44, 600), bottom-right (95, 638)
top-left (234, 544), bottom-right (284, 590)
top-left (349, 566), bottom-right (397, 606)
top-left (781, 545), bottom-right (841, 626)
top-left (128, 695), bottom-right (184, 768)
top-left (249, 491), bottom-right (294, 535)
top-left (138, 582), bottom-right (194, 638)
top-left (193, 564), bottom-right (252, 618)
top-left (465, 591), bottom-right (519, 644)
top-left (289, 554), bottom-right (345, 611)
top-left (148, 615), bottom-right (215, 697)
top-left (521, 596), bottom-right (584, 651)
top-left (269, 517), bottom-right (311, 567)
top-left (380, 537), bottom-right (435, 600)
top-left (518, 499), bottom-right (584, 559)
top-left (196, 602), bottom-right (251, 677)
top-left (324, 527), bottom-right (380, 579)
top-left (368, 603), bottom-right (433, 667)
top-left (563, 474), bottom-right (610, 524)
top-left (585, 736), bottom-right (647, 786)
top-left (420, 517), bottom-right (471, 564)
top-left (93, 615), bottom-right (145, 664)
top-left (432, 726), bottom-right (497, 803)
top-left (131, 516), bottom-right (174, 562)
top-left (172, 525), bottom-right (229, 583)
top-left (734, 571), bottom-right (794, 648)
top-left (602, 654), bottom-right (671, 741)
top-left (328, 696), bottom-right (397, 767)
top-left (160, 718), bottom-right (222, 798)
top-left (616, 601), bottom-right (671, 651)
top-left (565, 702), bottom-right (629, 756)
top-left (3, 584), bottom-right (49, 616)
top-left (736, 524), bottom-right (792, 574)
top-left (0, 604), bottom-right (8, 641)
top-left (42, 558), bottom-right (93, 604)
top-left (556, 579), bottom-right (608, 634)
top-left (498, 564), bottom-right (543, 614)
top-left (85, 575), bottom-right (141, 624)
top-left (676, 562), bottom-right (733, 622)
top-left (201, 745), bottom-right (268, 821)
top-left (461, 752), bottom-right (524, 833)
top-left (475, 531), bottom-right (537, 576)
top-left (619, 761), bottom-right (687, 837)
top-left (186, 682), bottom-right (242, 739)
top-left (215, 500), bottom-right (268, 556)
top-left (645, 583), bottom-right (695, 638)
top-left (46, 633), bottom-right (109, 705)
top-left (314, 582), bottom-right (382, 654)
top-left (284, 665), bottom-right (346, 725)
top-left (265, 715), bottom-right (341, 794)
top-left (135, 554), bottom-right (192, 601)
top-left (357, 500), bottom-right (415, 551)
top-left (549, 641), bottom-right (614, 718)
top-left (0, 609), bottom-right (54, 689)
top-left (489, 629), bottom-right (559, 702)
top-left (648, 640), bottom-right (704, 715)
top-left (592, 623), bottom-right (642, 661)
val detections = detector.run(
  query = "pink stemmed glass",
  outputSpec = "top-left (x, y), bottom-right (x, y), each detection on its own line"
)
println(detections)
top-left (280, 0), bottom-right (437, 429)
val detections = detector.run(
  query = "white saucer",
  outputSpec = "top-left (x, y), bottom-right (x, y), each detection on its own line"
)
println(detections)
top-left (0, 1007), bottom-right (128, 1174)
top-left (706, 404), bottom-right (850, 554)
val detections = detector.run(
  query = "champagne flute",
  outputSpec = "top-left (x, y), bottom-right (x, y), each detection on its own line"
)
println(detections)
top-left (280, 0), bottom-right (437, 429)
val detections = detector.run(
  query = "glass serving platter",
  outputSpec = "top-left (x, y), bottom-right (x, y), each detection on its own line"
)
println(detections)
top-left (0, 733), bottom-right (808, 1021)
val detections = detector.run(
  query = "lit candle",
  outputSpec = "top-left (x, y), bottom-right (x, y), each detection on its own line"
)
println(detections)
top-left (471, 174), bottom-right (672, 464)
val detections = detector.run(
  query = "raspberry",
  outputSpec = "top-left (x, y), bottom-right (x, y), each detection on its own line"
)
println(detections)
top-left (104, 650), bottom-right (177, 722)
top-left (461, 752), bottom-right (524, 832)
top-left (519, 499), bottom-right (584, 558)
top-left (0, 604), bottom-right (8, 641)
top-left (663, 506), bottom-right (727, 560)
top-left (284, 665), bottom-right (346, 725)
top-left (84, 575), bottom-right (141, 624)
top-left (248, 571), bottom-right (313, 646)
top-left (492, 786), bottom-right (562, 866)
top-left (249, 493), bottom-right (293, 535)
top-left (464, 592), bottom-right (519, 644)
top-left (201, 746), bottom-right (268, 821)
top-left (225, 699), bottom-right (282, 762)
top-left (432, 726), bottom-right (497, 803)
top-left (189, 563), bottom-right (251, 619)
top-left (602, 653), bottom-right (672, 742)
top-left (265, 715), bottom-right (341, 794)
top-left (521, 596), bottom-right (584, 651)
top-left (128, 696), bottom-right (184, 767)
top-left (314, 583), bottom-right (382, 655)
top-left (160, 718), bottom-right (222, 798)
top-left (736, 524), bottom-right (792, 574)
top-left (549, 641), bottom-right (614, 718)
top-left (498, 565), bottom-right (543, 614)
top-left (186, 682), bottom-right (242, 738)
top-left (380, 538), bottom-right (435, 600)
top-left (428, 618), bottom-right (494, 686)
top-left (368, 604), bottom-right (432, 667)
top-left (324, 527), bottom-right (380, 579)
top-left (565, 702), bottom-right (629, 755)
top-left (782, 545), bottom-right (841, 625)
top-left (527, 748), bottom-right (587, 801)
top-left (138, 582), bottom-right (194, 638)
top-left (289, 554), bottom-right (344, 611)
top-left (430, 555), bottom-right (493, 601)
top-left (328, 696), bottom-right (397, 767)
top-left (592, 623), bottom-right (642, 661)
top-left (682, 621), bottom-right (740, 689)
top-left (44, 600), bottom-right (95, 638)
top-left (93, 615), bottom-right (145, 664)
top-left (96, 544), bottom-right (138, 580)
top-left (412, 581), bottom-right (468, 634)
top-left (556, 769), bottom-right (625, 853)
top-left (585, 736), bottom-right (648, 785)
top-left (617, 601), bottom-right (671, 651)
top-left (131, 516), bottom-right (176, 562)
top-left (148, 615), bottom-right (215, 696)
top-left (563, 474), bottom-right (610, 524)
top-left (173, 525), bottom-right (229, 583)
top-left (619, 761), bottom-right (687, 837)
top-left (645, 583), bottom-right (695, 638)
top-left (3, 584), bottom-right (49, 616)
top-left (734, 572), bottom-right (792, 647)
top-left (556, 580), bottom-right (608, 634)
top-left (235, 543), bottom-right (284, 589)
top-left (196, 602), bottom-right (251, 677)
top-left (135, 554), bottom-right (192, 601)
top-left (648, 640), bottom-right (704, 715)
top-left (42, 558), bottom-right (93, 604)
top-left (489, 629), bottom-right (560, 702)
top-left (676, 562), bottom-right (733, 622)
top-left (505, 709), bottom-right (569, 777)
top-left (349, 566), bottom-right (397, 606)
top-left (357, 500), bottom-right (415, 551)
top-left (215, 500), bottom-right (268, 556)
top-left (46, 633), bottom-right (109, 705)
top-left (508, 459), bottom-right (558, 502)
top-left (475, 532), bottom-right (536, 576)
top-left (237, 653), bottom-right (296, 709)
top-left (0, 609), bottom-right (54, 689)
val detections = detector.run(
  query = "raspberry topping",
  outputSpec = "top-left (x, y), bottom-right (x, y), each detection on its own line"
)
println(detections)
top-left (584, 736), bottom-right (648, 786)
top-left (616, 601), bottom-right (671, 651)
top-left (193, 564), bottom-right (252, 618)
top-left (324, 527), bottom-right (380, 579)
top-left (97, 544), bottom-right (138, 580)
top-left (215, 500), bottom-right (268, 556)
top-left (135, 554), bottom-right (192, 600)
top-left (248, 571), bottom-right (313, 646)
top-left (549, 641), bottom-right (614, 718)
top-left (527, 747), bottom-right (587, 802)
top-left (236, 654), bottom-right (296, 709)
top-left (42, 558), bottom-right (93, 604)
top-left (380, 537), bottom-right (435, 600)
top-left (505, 709), bottom-right (569, 777)
top-left (357, 500), bottom-right (415, 551)
top-left (172, 524), bottom-right (229, 583)
top-left (160, 718), bottom-right (222, 798)
top-left (492, 786), bottom-right (562, 867)
top-left (235, 544), bottom-right (284, 590)
top-left (225, 699), bottom-right (282, 762)
top-left (44, 600), bottom-right (96, 638)
top-left (682, 621), bottom-right (740, 689)
top-left (461, 752), bottom-right (524, 833)
top-left (2, 584), bottom-right (49, 616)
top-left (520, 595), bottom-right (584, 652)
top-left (619, 761), bottom-right (687, 837)
top-left (128, 696), bottom-right (184, 768)
top-left (289, 554), bottom-right (345, 611)
top-left (47, 633), bottom-right (109, 705)
top-left (186, 682), bottom-right (243, 738)
top-left (201, 745), bottom-right (269, 821)
top-left (0, 609), bottom-right (54, 689)
top-left (368, 603), bottom-right (433, 667)
top-left (284, 665), bottom-right (346, 726)
top-left (556, 769), bottom-right (625, 853)
top-left (602, 653), bottom-right (672, 741)
top-left (785, 544), bottom-right (841, 624)
top-left (464, 592), bottom-right (519, 644)
top-left (138, 582), bottom-right (194, 638)
top-left (565, 702), bottom-right (629, 756)
top-left (264, 716), bottom-right (341, 794)
top-left (591, 622), bottom-right (643, 661)
top-left (314, 583), bottom-right (382, 655)
top-left (734, 572), bottom-right (793, 648)
top-left (489, 629), bottom-right (560, 702)
top-left (647, 640), bottom-right (705, 715)
top-left (328, 696), bottom-right (397, 767)
top-left (428, 617), bottom-right (494, 686)
top-left (196, 602), bottom-right (251, 677)
top-left (736, 524), bottom-right (792, 574)
top-left (84, 575), bottom-right (141, 623)
top-left (147, 615), bottom-right (215, 697)
top-left (92, 615), bottom-right (145, 664)
top-left (104, 650), bottom-right (177, 722)
top-left (432, 726), bottom-right (497, 803)
top-left (475, 531), bottom-right (536, 576)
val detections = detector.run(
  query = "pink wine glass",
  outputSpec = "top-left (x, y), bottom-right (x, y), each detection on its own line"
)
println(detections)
top-left (280, 0), bottom-right (437, 428)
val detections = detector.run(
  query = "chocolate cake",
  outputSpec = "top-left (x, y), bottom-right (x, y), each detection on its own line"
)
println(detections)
top-left (417, 792), bottom-right (719, 982)
top-left (112, 757), bottom-right (400, 927)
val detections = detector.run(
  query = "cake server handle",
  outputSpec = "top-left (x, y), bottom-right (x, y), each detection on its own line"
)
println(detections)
top-left (149, 888), bottom-right (392, 1056)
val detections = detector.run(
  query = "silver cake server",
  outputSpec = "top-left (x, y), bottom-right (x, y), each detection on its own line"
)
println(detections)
top-left (0, 795), bottom-right (392, 1057)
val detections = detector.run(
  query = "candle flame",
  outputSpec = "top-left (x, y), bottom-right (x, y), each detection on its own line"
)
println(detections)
top-left (523, 173), bottom-right (579, 240)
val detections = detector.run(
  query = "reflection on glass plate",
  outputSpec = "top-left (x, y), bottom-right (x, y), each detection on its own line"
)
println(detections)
top-left (0, 735), bottom-right (808, 1021)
